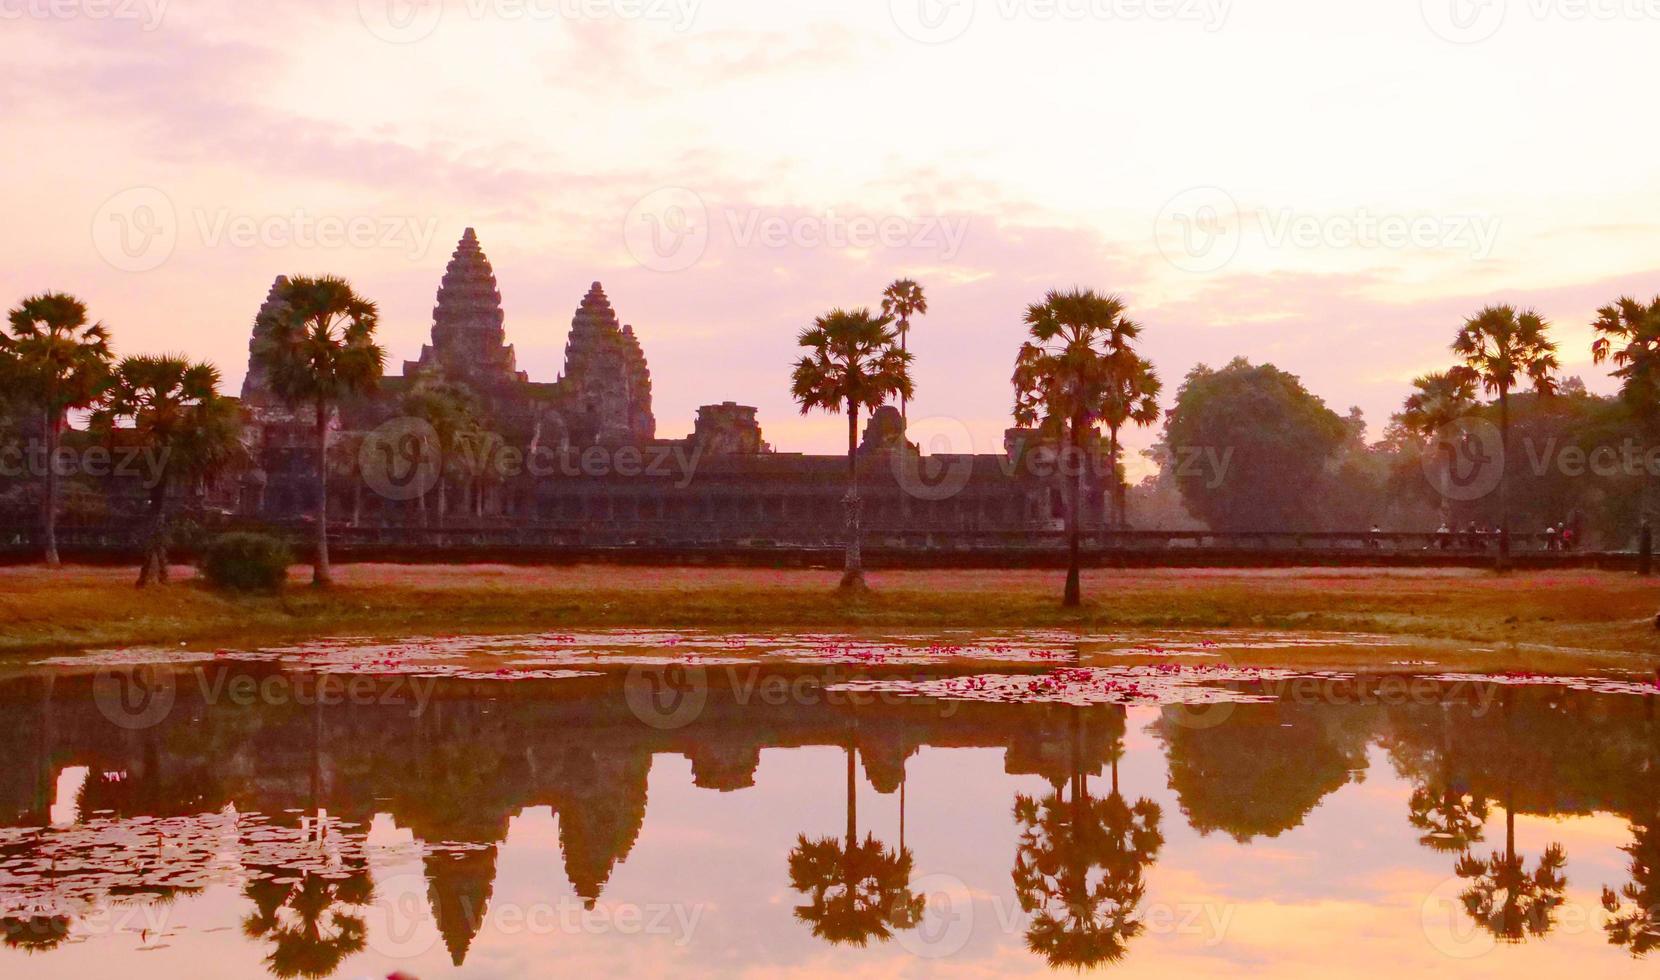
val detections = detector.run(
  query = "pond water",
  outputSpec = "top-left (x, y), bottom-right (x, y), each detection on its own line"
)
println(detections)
top-left (1, 630), bottom-right (1657, 977)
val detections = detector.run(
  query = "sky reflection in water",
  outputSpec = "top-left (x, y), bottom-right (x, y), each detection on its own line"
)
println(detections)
top-left (1, 633), bottom-right (1658, 978)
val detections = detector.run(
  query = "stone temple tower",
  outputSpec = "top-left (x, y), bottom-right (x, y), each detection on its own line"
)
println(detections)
top-left (556, 282), bottom-right (655, 446)
top-left (404, 228), bottom-right (528, 390)
top-left (241, 274), bottom-right (289, 407)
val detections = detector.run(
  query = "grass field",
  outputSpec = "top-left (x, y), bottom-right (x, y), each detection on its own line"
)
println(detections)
top-left (2, 563), bottom-right (1658, 667)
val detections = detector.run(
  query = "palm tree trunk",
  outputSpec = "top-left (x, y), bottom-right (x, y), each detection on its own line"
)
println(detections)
top-left (1063, 416), bottom-right (1083, 607)
top-left (899, 326), bottom-right (908, 427)
top-left (313, 400), bottom-right (332, 587)
top-left (137, 480), bottom-right (167, 588)
top-left (41, 408), bottom-right (60, 567)
top-left (899, 769), bottom-right (906, 852)
top-left (840, 402), bottom-right (865, 591)
top-left (1497, 388), bottom-right (1510, 571)
top-left (1108, 423), bottom-right (1123, 531)
top-left (846, 742), bottom-right (857, 849)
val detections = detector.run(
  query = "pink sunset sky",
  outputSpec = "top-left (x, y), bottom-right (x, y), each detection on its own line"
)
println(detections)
top-left (3, 0), bottom-right (1658, 470)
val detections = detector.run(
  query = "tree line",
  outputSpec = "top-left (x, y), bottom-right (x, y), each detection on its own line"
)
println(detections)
top-left (4, 275), bottom-right (1658, 599)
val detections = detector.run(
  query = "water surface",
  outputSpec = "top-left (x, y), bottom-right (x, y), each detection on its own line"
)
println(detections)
top-left (2, 630), bottom-right (1657, 977)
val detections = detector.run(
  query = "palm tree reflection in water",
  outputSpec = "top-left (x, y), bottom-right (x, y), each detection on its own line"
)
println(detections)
top-left (242, 814), bottom-right (372, 979)
top-left (1012, 706), bottom-right (1163, 968)
top-left (787, 740), bottom-right (923, 946)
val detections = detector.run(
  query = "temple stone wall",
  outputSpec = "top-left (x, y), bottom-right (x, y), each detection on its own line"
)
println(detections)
top-left (234, 228), bottom-right (1095, 536)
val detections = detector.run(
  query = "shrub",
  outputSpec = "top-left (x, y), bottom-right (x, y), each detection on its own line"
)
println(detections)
top-left (200, 532), bottom-right (293, 593)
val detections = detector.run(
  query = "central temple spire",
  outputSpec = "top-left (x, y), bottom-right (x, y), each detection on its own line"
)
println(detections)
top-left (404, 228), bottom-right (527, 388)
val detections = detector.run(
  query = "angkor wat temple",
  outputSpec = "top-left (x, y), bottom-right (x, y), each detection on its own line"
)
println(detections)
top-left (236, 229), bottom-right (1090, 543)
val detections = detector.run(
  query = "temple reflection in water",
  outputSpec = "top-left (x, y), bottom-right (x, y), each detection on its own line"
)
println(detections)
top-left (1, 665), bottom-right (1657, 976)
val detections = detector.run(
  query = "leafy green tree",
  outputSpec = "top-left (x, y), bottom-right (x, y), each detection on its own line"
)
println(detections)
top-left (1013, 289), bottom-right (1139, 605)
top-left (1591, 295), bottom-right (1660, 521)
top-left (252, 277), bottom-right (385, 586)
top-left (1155, 702), bottom-right (1371, 841)
top-left (1451, 305), bottom-right (1559, 566)
top-left (90, 356), bottom-right (244, 586)
top-left (1397, 370), bottom-right (1480, 524)
top-left (1160, 357), bottom-right (1349, 532)
top-left (791, 309), bottom-right (913, 591)
top-left (401, 379), bottom-right (482, 526)
top-left (1, 294), bottom-right (113, 566)
top-left (1102, 347), bottom-right (1161, 530)
top-left (880, 279), bottom-right (928, 425)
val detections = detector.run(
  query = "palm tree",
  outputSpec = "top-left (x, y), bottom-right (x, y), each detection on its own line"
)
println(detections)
top-left (880, 279), bottom-right (928, 425)
top-left (1397, 370), bottom-right (1480, 525)
top-left (2, 294), bottom-right (113, 566)
top-left (90, 356), bottom-right (244, 586)
top-left (1591, 295), bottom-right (1660, 522)
top-left (252, 277), bottom-right (385, 586)
top-left (1451, 305), bottom-right (1558, 568)
top-left (1013, 289), bottom-right (1136, 606)
top-left (1101, 349), bottom-right (1161, 531)
top-left (791, 308), bottom-right (913, 592)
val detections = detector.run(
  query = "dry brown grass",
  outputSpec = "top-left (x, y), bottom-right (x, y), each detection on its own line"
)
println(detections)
top-left (2, 562), bottom-right (1657, 665)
